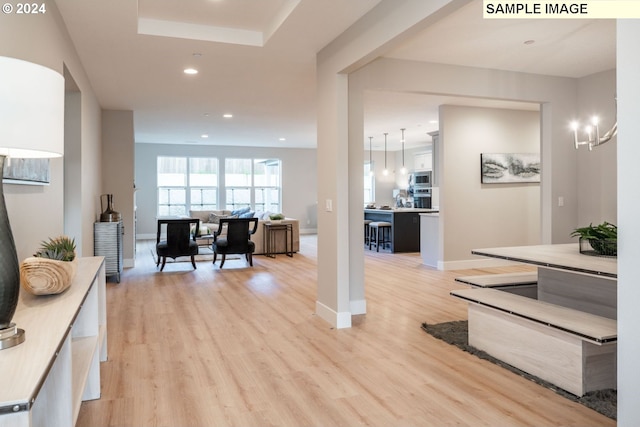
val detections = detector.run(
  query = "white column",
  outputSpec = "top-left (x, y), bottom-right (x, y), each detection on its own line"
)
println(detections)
top-left (616, 19), bottom-right (640, 427)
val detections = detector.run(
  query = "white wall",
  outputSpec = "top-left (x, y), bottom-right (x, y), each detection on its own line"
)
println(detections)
top-left (576, 69), bottom-right (617, 226)
top-left (135, 143), bottom-right (318, 237)
top-left (440, 106), bottom-right (540, 267)
top-left (102, 110), bottom-right (136, 265)
top-left (0, 2), bottom-right (103, 260)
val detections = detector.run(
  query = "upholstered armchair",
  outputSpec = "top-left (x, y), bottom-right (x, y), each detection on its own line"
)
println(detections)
top-left (156, 218), bottom-right (200, 271)
top-left (212, 217), bottom-right (259, 268)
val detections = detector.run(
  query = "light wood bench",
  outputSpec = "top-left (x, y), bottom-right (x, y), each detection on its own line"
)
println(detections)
top-left (450, 288), bottom-right (617, 396)
top-left (455, 272), bottom-right (538, 298)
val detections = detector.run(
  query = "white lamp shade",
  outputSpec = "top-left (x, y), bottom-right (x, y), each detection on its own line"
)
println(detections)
top-left (0, 56), bottom-right (64, 158)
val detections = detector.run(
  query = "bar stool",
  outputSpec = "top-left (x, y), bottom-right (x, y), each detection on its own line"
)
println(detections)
top-left (364, 219), bottom-right (372, 245)
top-left (368, 221), bottom-right (391, 252)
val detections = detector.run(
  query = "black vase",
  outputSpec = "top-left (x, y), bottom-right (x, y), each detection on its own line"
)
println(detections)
top-left (0, 155), bottom-right (20, 329)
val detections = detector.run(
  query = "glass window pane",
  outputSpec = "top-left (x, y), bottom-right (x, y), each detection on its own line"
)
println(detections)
top-left (158, 157), bottom-right (186, 186)
top-left (190, 188), bottom-right (217, 210)
top-left (225, 158), bottom-right (252, 186)
top-left (364, 162), bottom-right (374, 203)
top-left (265, 188), bottom-right (280, 212)
top-left (254, 159), bottom-right (280, 186)
top-left (255, 187), bottom-right (280, 212)
top-left (189, 158), bottom-right (218, 186)
top-left (225, 188), bottom-right (250, 210)
top-left (168, 205), bottom-right (186, 216)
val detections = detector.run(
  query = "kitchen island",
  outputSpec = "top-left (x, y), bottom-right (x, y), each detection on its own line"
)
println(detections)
top-left (364, 208), bottom-right (438, 252)
top-left (420, 212), bottom-right (439, 267)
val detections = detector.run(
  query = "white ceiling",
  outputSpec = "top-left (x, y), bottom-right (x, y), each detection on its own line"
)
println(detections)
top-left (54, 0), bottom-right (616, 152)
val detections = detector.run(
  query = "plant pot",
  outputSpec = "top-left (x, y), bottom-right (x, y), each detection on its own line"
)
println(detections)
top-left (20, 257), bottom-right (78, 295)
top-left (579, 237), bottom-right (617, 257)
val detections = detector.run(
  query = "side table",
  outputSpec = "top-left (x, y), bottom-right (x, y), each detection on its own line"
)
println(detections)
top-left (197, 234), bottom-right (214, 250)
top-left (263, 222), bottom-right (293, 258)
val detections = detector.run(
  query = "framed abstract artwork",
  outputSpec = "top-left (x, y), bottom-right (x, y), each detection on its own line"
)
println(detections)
top-left (2, 158), bottom-right (50, 185)
top-left (480, 153), bottom-right (540, 184)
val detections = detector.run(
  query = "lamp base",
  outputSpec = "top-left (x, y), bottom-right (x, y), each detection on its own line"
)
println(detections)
top-left (0, 323), bottom-right (25, 350)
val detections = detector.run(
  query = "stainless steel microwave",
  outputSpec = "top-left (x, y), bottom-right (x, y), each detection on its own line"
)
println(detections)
top-left (414, 171), bottom-right (432, 187)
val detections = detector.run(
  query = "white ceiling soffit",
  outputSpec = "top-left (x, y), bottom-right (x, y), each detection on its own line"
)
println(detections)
top-left (385, 0), bottom-right (615, 79)
top-left (137, 0), bottom-right (301, 47)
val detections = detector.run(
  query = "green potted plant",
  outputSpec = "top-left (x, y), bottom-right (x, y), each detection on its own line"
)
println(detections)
top-left (269, 213), bottom-right (285, 223)
top-left (20, 236), bottom-right (78, 295)
top-left (570, 221), bottom-right (617, 256)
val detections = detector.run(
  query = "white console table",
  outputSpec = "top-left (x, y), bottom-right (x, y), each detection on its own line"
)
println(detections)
top-left (0, 257), bottom-right (107, 427)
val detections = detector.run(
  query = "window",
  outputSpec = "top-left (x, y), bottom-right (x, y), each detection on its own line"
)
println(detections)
top-left (157, 156), bottom-right (218, 216)
top-left (225, 158), bottom-right (281, 213)
top-left (364, 161), bottom-right (375, 203)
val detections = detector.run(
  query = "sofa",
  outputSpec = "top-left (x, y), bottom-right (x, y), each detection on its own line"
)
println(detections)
top-left (188, 209), bottom-right (300, 255)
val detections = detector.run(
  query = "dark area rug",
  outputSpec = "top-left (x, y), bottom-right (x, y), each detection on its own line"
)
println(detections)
top-left (421, 320), bottom-right (617, 420)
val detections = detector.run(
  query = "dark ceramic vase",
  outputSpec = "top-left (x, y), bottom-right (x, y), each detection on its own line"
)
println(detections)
top-left (0, 155), bottom-right (20, 329)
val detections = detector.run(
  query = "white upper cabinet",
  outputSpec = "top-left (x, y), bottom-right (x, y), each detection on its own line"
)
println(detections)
top-left (414, 152), bottom-right (432, 171)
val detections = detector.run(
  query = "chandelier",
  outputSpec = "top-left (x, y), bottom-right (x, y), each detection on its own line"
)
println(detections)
top-left (571, 98), bottom-right (617, 151)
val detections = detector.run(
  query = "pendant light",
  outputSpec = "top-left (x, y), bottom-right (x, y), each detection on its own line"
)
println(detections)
top-left (400, 128), bottom-right (407, 175)
top-left (383, 133), bottom-right (389, 176)
top-left (368, 136), bottom-right (374, 176)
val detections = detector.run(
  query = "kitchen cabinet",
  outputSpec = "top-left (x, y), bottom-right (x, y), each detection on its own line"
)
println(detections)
top-left (414, 152), bottom-right (432, 171)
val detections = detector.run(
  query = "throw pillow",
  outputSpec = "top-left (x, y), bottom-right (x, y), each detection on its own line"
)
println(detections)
top-left (239, 211), bottom-right (255, 218)
top-left (209, 213), bottom-right (239, 224)
top-left (208, 213), bottom-right (226, 224)
top-left (231, 207), bottom-right (251, 217)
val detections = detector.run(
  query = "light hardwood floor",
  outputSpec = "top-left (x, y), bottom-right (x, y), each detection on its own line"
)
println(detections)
top-left (77, 236), bottom-right (615, 427)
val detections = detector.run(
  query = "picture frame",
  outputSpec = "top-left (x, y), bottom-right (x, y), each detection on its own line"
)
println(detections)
top-left (480, 153), bottom-right (540, 184)
top-left (2, 158), bottom-right (50, 185)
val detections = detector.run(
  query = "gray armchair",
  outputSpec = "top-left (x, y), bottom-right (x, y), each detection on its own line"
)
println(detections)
top-left (156, 218), bottom-right (200, 271)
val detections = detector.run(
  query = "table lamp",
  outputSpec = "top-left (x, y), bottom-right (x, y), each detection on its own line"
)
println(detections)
top-left (0, 56), bottom-right (64, 349)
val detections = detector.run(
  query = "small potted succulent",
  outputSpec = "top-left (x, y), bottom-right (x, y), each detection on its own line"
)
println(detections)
top-left (570, 221), bottom-right (617, 257)
top-left (269, 213), bottom-right (285, 223)
top-left (20, 236), bottom-right (78, 295)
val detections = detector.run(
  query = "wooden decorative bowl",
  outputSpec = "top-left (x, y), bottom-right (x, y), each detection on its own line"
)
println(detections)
top-left (20, 257), bottom-right (78, 295)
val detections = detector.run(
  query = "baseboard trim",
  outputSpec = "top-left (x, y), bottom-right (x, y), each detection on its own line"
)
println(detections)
top-left (350, 299), bottom-right (367, 315)
top-left (439, 258), bottom-right (520, 271)
top-left (315, 301), bottom-right (352, 329)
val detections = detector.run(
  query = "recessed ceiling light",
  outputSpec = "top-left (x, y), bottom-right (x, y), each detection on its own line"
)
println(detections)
top-left (429, 120), bottom-right (438, 124)
top-left (524, 39), bottom-right (535, 45)
top-left (201, 134), bottom-right (209, 138)
top-left (184, 68), bottom-right (198, 75)
top-left (223, 113), bottom-right (233, 118)
top-left (193, 53), bottom-right (202, 58)
top-left (279, 137), bottom-right (286, 141)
